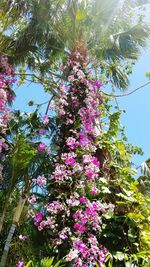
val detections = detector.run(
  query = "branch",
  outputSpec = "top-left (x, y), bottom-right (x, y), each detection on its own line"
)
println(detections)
top-left (16, 73), bottom-right (61, 97)
top-left (103, 81), bottom-right (150, 98)
top-left (45, 95), bottom-right (54, 115)
top-left (48, 70), bottom-right (65, 80)
top-left (16, 71), bottom-right (63, 80)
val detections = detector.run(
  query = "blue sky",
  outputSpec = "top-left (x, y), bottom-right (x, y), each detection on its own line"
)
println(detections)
top-left (13, 4), bottom-right (150, 171)
top-left (117, 4), bottom-right (150, 167)
top-left (118, 48), bottom-right (150, 168)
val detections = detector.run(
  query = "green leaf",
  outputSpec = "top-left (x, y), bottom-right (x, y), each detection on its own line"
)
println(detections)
top-left (53, 258), bottom-right (65, 267)
top-left (113, 251), bottom-right (126, 261)
top-left (41, 257), bottom-right (54, 267)
top-left (25, 261), bottom-right (34, 267)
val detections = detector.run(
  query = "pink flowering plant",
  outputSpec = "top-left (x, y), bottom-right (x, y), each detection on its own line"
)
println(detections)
top-left (0, 57), bottom-right (55, 265)
top-left (0, 56), bottom-right (16, 181)
top-left (29, 49), bottom-right (115, 267)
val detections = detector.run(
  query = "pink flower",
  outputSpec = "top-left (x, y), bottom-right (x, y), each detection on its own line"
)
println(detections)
top-left (59, 83), bottom-right (66, 92)
top-left (65, 157), bottom-right (75, 167)
top-left (19, 235), bottom-right (27, 241)
top-left (28, 195), bottom-right (36, 204)
top-left (79, 197), bottom-right (86, 204)
top-left (68, 75), bottom-right (75, 82)
top-left (93, 157), bottom-right (100, 166)
top-left (42, 115), bottom-right (49, 125)
top-left (39, 129), bottom-right (46, 134)
top-left (86, 171), bottom-right (93, 179)
top-left (36, 175), bottom-right (47, 187)
top-left (58, 108), bottom-right (66, 116)
top-left (34, 212), bottom-right (44, 224)
top-left (46, 201), bottom-right (64, 213)
top-left (66, 137), bottom-right (76, 149)
top-left (71, 96), bottom-right (79, 107)
top-left (58, 97), bottom-right (68, 107)
top-left (16, 261), bottom-right (25, 267)
top-left (74, 223), bottom-right (80, 230)
top-left (90, 188), bottom-right (99, 194)
top-left (77, 70), bottom-right (85, 80)
top-left (0, 80), bottom-right (5, 87)
top-left (66, 249), bottom-right (79, 261)
top-left (95, 80), bottom-right (102, 89)
top-left (66, 118), bottom-right (74, 125)
top-left (74, 223), bottom-right (86, 234)
top-left (37, 142), bottom-right (46, 151)
top-left (59, 233), bottom-right (67, 240)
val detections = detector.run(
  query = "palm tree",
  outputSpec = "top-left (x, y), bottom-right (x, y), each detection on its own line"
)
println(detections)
top-left (0, 0), bottom-right (150, 89)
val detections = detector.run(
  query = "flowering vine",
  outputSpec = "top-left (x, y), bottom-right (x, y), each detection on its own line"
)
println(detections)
top-left (32, 46), bottom-right (114, 267)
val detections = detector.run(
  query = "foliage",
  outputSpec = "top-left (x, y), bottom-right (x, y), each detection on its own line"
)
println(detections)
top-left (25, 257), bottom-right (65, 267)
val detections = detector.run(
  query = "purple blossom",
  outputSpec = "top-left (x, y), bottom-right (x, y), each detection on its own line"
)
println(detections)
top-left (66, 137), bottom-right (76, 149)
top-left (34, 212), bottom-right (44, 224)
top-left (95, 80), bottom-right (102, 89)
top-left (19, 235), bottom-right (27, 241)
top-left (37, 142), bottom-right (46, 151)
top-left (79, 197), bottom-right (86, 204)
top-left (42, 115), bottom-right (49, 125)
top-left (36, 175), bottom-right (47, 187)
top-left (90, 188), bottom-right (100, 195)
top-left (65, 157), bottom-right (75, 167)
top-left (39, 129), bottom-right (46, 134)
top-left (16, 261), bottom-right (25, 267)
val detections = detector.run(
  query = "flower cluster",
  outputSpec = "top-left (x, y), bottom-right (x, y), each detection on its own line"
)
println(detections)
top-left (41, 115), bottom-right (50, 125)
top-left (37, 142), bottom-right (50, 154)
top-left (67, 235), bottom-right (106, 267)
top-left (35, 175), bottom-right (47, 187)
top-left (0, 56), bottom-right (15, 131)
top-left (73, 198), bottom-right (106, 236)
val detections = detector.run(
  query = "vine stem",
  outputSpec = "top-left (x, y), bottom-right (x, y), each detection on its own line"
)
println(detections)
top-left (102, 81), bottom-right (150, 98)
top-left (16, 72), bottom-right (150, 98)
top-left (45, 95), bottom-right (54, 115)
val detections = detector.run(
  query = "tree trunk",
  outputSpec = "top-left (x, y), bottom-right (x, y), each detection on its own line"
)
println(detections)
top-left (0, 197), bottom-right (27, 267)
